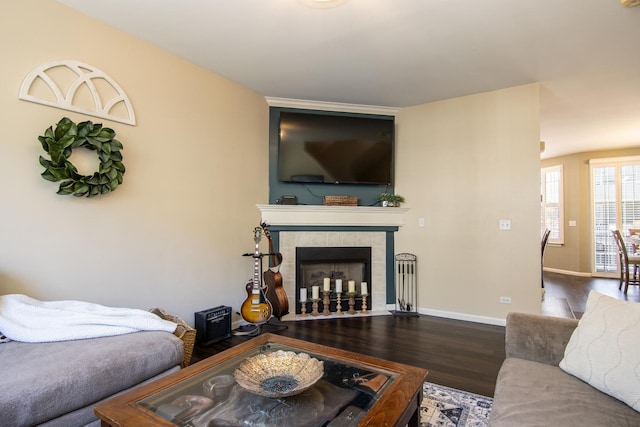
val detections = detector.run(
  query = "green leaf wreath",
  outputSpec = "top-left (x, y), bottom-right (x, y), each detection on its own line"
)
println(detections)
top-left (38, 117), bottom-right (126, 197)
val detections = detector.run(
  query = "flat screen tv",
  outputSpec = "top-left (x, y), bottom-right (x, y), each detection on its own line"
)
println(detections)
top-left (278, 111), bottom-right (394, 185)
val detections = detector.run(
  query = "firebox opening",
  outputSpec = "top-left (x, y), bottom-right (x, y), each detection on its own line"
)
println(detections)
top-left (296, 247), bottom-right (371, 314)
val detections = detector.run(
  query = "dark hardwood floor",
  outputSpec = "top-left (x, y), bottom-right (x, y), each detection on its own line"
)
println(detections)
top-left (192, 314), bottom-right (505, 397)
top-left (542, 271), bottom-right (640, 319)
top-left (192, 272), bottom-right (638, 398)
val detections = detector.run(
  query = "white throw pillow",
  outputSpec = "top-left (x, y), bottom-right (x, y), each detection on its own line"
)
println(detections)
top-left (559, 291), bottom-right (640, 412)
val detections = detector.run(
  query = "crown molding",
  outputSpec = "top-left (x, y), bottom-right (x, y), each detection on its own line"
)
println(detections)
top-left (265, 97), bottom-right (400, 116)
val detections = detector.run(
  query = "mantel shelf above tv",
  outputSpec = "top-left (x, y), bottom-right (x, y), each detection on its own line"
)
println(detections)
top-left (257, 204), bottom-right (410, 227)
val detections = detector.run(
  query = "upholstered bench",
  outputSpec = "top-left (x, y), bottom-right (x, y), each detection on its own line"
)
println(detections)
top-left (2, 331), bottom-right (183, 426)
top-left (0, 301), bottom-right (195, 427)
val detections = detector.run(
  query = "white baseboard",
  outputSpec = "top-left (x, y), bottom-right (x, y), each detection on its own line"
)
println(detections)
top-left (385, 304), bottom-right (506, 326)
top-left (417, 308), bottom-right (506, 326)
top-left (543, 267), bottom-right (592, 277)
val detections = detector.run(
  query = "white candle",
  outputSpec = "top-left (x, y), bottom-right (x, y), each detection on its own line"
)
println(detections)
top-left (335, 279), bottom-right (342, 293)
top-left (348, 280), bottom-right (355, 293)
top-left (361, 282), bottom-right (368, 295)
top-left (300, 288), bottom-right (307, 302)
top-left (323, 277), bottom-right (331, 291)
top-left (312, 285), bottom-right (319, 300)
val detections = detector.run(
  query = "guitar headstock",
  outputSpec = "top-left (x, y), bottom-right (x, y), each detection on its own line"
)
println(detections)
top-left (253, 227), bottom-right (262, 244)
top-left (261, 221), bottom-right (271, 238)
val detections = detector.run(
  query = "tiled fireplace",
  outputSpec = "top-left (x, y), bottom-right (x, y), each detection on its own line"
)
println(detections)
top-left (257, 205), bottom-right (409, 321)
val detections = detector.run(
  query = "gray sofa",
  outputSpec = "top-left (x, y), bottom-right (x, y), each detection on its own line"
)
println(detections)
top-left (490, 312), bottom-right (640, 426)
top-left (1, 330), bottom-right (184, 426)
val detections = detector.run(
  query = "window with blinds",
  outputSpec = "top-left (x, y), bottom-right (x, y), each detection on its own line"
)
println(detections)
top-left (541, 165), bottom-right (563, 244)
top-left (591, 156), bottom-right (640, 275)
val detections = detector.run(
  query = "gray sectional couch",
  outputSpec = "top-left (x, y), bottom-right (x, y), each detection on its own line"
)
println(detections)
top-left (2, 330), bottom-right (184, 426)
top-left (490, 312), bottom-right (640, 426)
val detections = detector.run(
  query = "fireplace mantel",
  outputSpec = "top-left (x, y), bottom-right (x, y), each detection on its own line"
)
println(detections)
top-left (257, 205), bottom-right (410, 227)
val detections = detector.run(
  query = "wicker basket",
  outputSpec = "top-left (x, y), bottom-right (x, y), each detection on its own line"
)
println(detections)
top-left (323, 195), bottom-right (358, 206)
top-left (150, 308), bottom-right (196, 368)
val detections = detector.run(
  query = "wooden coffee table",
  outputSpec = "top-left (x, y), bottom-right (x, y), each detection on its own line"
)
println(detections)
top-left (95, 333), bottom-right (428, 426)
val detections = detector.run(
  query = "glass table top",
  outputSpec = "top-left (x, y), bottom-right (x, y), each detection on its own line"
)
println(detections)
top-left (137, 341), bottom-right (397, 427)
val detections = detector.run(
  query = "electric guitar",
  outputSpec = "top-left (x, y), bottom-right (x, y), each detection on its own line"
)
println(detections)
top-left (261, 222), bottom-right (289, 319)
top-left (240, 227), bottom-right (273, 325)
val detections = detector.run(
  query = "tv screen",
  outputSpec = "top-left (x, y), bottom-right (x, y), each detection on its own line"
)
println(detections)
top-left (278, 111), bottom-right (394, 185)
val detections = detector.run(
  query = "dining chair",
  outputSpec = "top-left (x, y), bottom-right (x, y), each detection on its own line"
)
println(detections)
top-left (621, 228), bottom-right (640, 278)
top-left (611, 229), bottom-right (640, 294)
top-left (541, 229), bottom-right (551, 291)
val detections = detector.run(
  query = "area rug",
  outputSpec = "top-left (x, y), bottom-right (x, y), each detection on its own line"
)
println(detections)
top-left (420, 382), bottom-right (493, 427)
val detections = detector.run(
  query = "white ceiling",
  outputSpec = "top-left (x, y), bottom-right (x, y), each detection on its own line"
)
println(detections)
top-left (58, 0), bottom-right (640, 159)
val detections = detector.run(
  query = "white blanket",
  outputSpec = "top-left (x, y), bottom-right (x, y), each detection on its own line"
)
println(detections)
top-left (0, 294), bottom-right (177, 343)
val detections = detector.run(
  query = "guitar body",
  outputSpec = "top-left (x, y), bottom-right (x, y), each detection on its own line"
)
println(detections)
top-left (241, 280), bottom-right (272, 325)
top-left (264, 265), bottom-right (288, 319)
top-left (240, 227), bottom-right (273, 325)
top-left (262, 223), bottom-right (289, 319)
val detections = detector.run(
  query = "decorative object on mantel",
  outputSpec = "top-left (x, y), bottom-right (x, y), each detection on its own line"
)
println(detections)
top-left (38, 117), bottom-right (126, 197)
top-left (377, 193), bottom-right (405, 207)
top-left (323, 195), bottom-right (358, 206)
top-left (621, 0), bottom-right (640, 7)
top-left (19, 60), bottom-right (136, 125)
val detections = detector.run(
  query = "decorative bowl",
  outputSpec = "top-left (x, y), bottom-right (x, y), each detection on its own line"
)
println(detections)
top-left (233, 350), bottom-right (324, 398)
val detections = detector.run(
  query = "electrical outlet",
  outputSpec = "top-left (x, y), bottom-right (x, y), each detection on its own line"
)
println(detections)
top-left (418, 217), bottom-right (425, 227)
top-left (500, 296), bottom-right (512, 304)
top-left (499, 219), bottom-right (511, 230)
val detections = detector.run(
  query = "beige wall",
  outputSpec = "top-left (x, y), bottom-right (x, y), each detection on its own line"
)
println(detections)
top-left (1, 1), bottom-right (543, 326)
top-left (395, 84), bottom-right (543, 321)
top-left (542, 147), bottom-right (640, 274)
top-left (0, 1), bottom-right (268, 324)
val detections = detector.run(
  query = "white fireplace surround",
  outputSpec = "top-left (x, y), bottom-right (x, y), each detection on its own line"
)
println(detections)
top-left (257, 205), bottom-right (409, 320)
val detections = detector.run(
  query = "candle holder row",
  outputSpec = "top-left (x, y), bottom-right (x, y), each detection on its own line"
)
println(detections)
top-left (303, 281), bottom-right (368, 301)
top-left (299, 291), bottom-right (369, 317)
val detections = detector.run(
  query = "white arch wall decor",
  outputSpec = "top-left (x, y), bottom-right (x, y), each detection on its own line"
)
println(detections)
top-left (19, 60), bottom-right (136, 126)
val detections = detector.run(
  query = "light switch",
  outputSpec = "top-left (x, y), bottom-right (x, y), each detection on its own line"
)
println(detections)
top-left (569, 220), bottom-right (577, 227)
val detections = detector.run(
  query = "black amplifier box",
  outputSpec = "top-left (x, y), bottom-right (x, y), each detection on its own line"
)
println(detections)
top-left (194, 305), bottom-right (232, 346)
